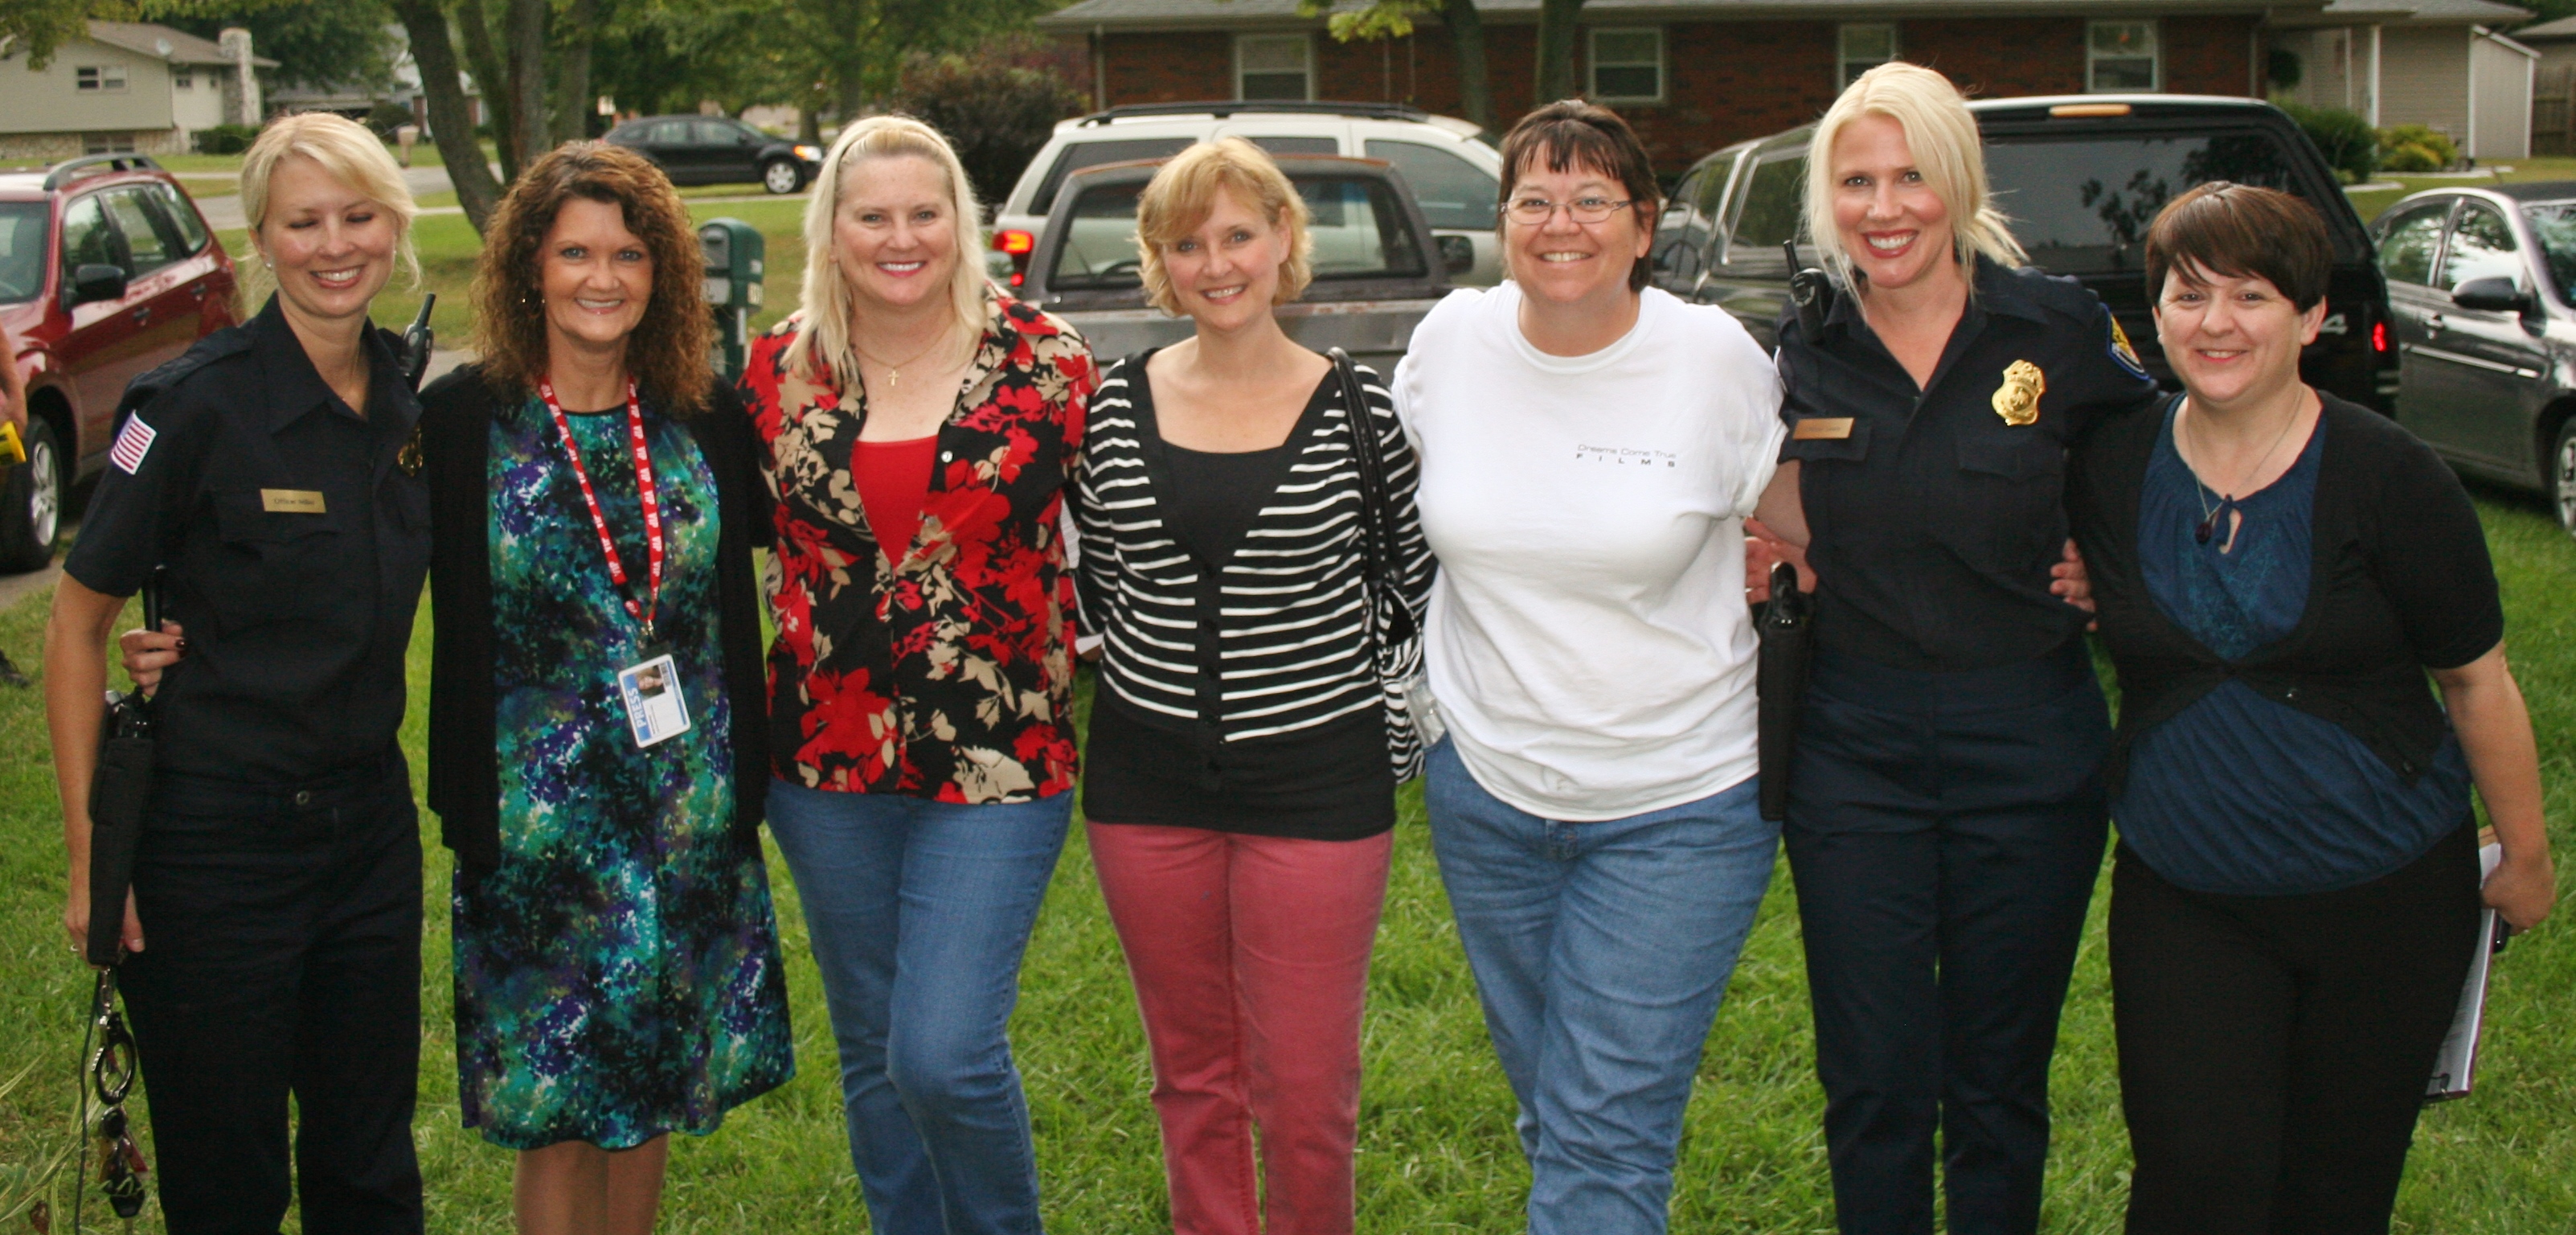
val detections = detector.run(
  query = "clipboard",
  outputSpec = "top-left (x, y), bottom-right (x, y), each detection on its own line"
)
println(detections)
top-left (2426, 842), bottom-right (2507, 1102)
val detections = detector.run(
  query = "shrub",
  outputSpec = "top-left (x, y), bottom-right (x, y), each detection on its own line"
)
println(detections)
top-left (2377, 123), bottom-right (2459, 171)
top-left (894, 46), bottom-right (1088, 210)
top-left (364, 100), bottom-right (416, 138)
top-left (2282, 104), bottom-right (2377, 184)
top-left (193, 123), bottom-right (259, 155)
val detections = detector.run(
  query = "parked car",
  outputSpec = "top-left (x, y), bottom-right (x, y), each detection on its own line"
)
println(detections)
top-left (1020, 154), bottom-right (1456, 371)
top-left (993, 101), bottom-right (1502, 292)
top-left (605, 115), bottom-right (822, 195)
top-left (2373, 183), bottom-right (2576, 534)
top-left (1652, 94), bottom-right (2398, 415)
top-left (0, 153), bottom-right (238, 570)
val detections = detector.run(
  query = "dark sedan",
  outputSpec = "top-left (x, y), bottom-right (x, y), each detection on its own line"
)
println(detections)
top-left (605, 116), bottom-right (821, 195)
top-left (2374, 182), bottom-right (2576, 535)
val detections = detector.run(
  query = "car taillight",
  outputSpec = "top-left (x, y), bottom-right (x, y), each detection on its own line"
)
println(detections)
top-left (993, 230), bottom-right (1035, 288)
top-left (2373, 319), bottom-right (2390, 353)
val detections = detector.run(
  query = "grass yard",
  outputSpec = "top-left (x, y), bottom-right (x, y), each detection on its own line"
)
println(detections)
top-left (0, 486), bottom-right (2570, 1231)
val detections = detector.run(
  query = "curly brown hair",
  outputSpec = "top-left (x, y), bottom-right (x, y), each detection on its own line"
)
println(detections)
top-left (470, 141), bottom-right (713, 412)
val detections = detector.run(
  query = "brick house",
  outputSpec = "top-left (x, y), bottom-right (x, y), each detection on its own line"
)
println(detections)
top-left (1037, 0), bottom-right (2322, 169)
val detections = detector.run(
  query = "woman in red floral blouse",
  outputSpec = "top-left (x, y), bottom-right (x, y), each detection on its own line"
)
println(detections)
top-left (735, 115), bottom-right (1092, 1235)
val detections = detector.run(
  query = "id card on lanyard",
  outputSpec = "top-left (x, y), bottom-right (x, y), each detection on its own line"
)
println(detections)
top-left (543, 376), bottom-right (693, 749)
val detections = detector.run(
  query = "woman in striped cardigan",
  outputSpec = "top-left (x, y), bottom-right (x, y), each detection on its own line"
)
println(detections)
top-left (1072, 138), bottom-right (1432, 1235)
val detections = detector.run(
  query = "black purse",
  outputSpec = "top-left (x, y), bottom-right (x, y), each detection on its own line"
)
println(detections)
top-left (1326, 348), bottom-right (1438, 768)
top-left (1755, 560), bottom-right (1813, 823)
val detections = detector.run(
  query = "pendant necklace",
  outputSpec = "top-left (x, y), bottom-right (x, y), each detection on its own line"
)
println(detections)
top-left (854, 327), bottom-right (959, 394)
top-left (2181, 396), bottom-right (2302, 548)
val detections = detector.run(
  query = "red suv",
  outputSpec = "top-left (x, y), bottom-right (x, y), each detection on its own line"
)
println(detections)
top-left (1, 154), bottom-right (238, 570)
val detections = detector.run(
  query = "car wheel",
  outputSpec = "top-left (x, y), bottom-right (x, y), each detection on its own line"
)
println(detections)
top-left (0, 416), bottom-right (63, 572)
top-left (762, 158), bottom-right (801, 195)
top-left (2554, 418), bottom-right (2576, 539)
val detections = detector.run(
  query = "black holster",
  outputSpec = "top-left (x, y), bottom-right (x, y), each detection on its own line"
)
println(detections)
top-left (1755, 561), bottom-right (1813, 823)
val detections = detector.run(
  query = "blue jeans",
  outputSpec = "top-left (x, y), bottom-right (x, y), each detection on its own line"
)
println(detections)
top-left (1424, 740), bottom-right (1779, 1235)
top-left (764, 781), bottom-right (1073, 1235)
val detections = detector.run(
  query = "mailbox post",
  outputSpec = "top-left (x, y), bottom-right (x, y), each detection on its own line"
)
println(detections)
top-left (698, 218), bottom-right (765, 383)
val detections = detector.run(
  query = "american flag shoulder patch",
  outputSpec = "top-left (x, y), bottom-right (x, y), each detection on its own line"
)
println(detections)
top-left (109, 416), bottom-right (157, 474)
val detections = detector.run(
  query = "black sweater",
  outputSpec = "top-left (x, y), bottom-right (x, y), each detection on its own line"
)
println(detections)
top-left (2065, 391), bottom-right (2504, 796)
top-left (418, 365), bottom-right (774, 871)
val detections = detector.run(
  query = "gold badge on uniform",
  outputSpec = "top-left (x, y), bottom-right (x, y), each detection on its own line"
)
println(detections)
top-left (397, 427), bottom-right (424, 477)
top-left (1992, 359), bottom-right (2046, 427)
top-left (260, 489), bottom-right (326, 514)
top-left (1792, 417), bottom-right (1854, 441)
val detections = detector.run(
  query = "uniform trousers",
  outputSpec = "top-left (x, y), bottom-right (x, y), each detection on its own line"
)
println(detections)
top-left (1087, 823), bottom-right (1392, 1235)
top-left (2111, 828), bottom-right (2480, 1235)
top-left (118, 753), bottom-right (424, 1235)
top-left (1782, 642), bottom-right (2110, 1235)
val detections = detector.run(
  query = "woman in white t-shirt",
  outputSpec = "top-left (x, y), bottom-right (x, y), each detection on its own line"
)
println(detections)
top-left (1390, 99), bottom-right (1799, 1235)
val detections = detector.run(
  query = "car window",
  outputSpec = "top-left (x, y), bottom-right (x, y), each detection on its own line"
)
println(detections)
top-left (2520, 202), bottom-right (2576, 307)
top-left (1299, 178), bottom-right (1423, 279)
top-left (150, 183), bottom-right (211, 254)
top-left (102, 187), bottom-right (176, 274)
top-left (59, 193), bottom-right (121, 273)
top-left (2439, 203), bottom-right (2519, 292)
top-left (1364, 138), bottom-right (1497, 230)
top-left (1653, 166), bottom-right (1709, 281)
top-left (1049, 181), bottom-right (1148, 289)
top-left (2377, 203), bottom-right (2447, 286)
top-left (1249, 136), bottom-right (1337, 157)
top-left (0, 201), bottom-right (44, 302)
top-left (1981, 131), bottom-right (2309, 273)
top-left (1032, 138), bottom-right (1194, 212)
top-left (649, 120), bottom-right (690, 145)
top-left (1727, 150), bottom-right (1805, 271)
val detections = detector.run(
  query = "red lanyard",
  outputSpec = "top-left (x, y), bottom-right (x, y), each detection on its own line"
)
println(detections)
top-left (539, 376), bottom-right (663, 643)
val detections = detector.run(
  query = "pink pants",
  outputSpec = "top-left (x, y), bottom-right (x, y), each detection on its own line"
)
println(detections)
top-left (1086, 822), bottom-right (1393, 1235)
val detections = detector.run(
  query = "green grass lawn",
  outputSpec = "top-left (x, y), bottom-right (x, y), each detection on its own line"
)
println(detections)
top-left (2346, 154), bottom-right (2576, 223)
top-left (0, 489), bottom-right (2570, 1230)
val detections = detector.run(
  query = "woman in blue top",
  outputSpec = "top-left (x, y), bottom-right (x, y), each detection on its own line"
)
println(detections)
top-left (2066, 182), bottom-right (2554, 1234)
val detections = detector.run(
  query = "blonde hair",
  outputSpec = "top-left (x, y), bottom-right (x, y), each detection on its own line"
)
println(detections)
top-left (1133, 137), bottom-right (1313, 316)
top-left (237, 112), bottom-right (420, 312)
top-left (785, 115), bottom-right (989, 384)
top-left (1803, 62), bottom-right (2024, 289)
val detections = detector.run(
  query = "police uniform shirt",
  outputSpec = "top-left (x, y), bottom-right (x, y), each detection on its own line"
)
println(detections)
top-left (1777, 256), bottom-right (2161, 673)
top-left (65, 296), bottom-right (431, 782)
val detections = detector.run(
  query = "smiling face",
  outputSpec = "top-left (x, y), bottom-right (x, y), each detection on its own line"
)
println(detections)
top-left (255, 154), bottom-right (398, 327)
top-left (1159, 186), bottom-right (1292, 331)
top-left (1829, 113), bottom-right (1955, 293)
top-left (1502, 157), bottom-right (1649, 308)
top-left (539, 196), bottom-right (653, 363)
top-left (831, 154), bottom-right (960, 314)
top-left (2152, 261), bottom-right (2324, 409)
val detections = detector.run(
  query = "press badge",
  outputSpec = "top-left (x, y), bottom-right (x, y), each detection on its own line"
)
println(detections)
top-left (615, 650), bottom-right (692, 748)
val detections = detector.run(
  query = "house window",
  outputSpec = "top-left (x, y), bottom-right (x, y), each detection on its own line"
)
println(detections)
top-left (2088, 20), bottom-right (2159, 92)
top-left (82, 134), bottom-right (136, 154)
top-left (174, 66), bottom-right (193, 89)
top-left (75, 65), bottom-right (129, 92)
top-left (1589, 28), bottom-right (1663, 103)
top-left (1236, 35), bottom-right (1312, 101)
top-left (1839, 23), bottom-right (1896, 88)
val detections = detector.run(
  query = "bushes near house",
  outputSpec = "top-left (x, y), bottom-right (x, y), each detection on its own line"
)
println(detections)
top-left (2283, 104), bottom-right (2378, 183)
top-left (894, 44), bottom-right (1088, 209)
top-left (2379, 124), bottom-right (2462, 174)
top-left (193, 123), bottom-right (260, 155)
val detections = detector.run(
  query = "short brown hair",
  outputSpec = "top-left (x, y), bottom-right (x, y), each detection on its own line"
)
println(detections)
top-left (1497, 100), bottom-right (1661, 293)
top-left (1135, 137), bottom-right (1313, 315)
top-left (2143, 182), bottom-right (2332, 312)
top-left (470, 142), bottom-right (713, 411)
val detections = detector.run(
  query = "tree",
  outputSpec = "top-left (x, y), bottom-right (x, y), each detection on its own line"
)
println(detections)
top-left (387, 0), bottom-right (502, 230)
top-left (894, 42), bottom-right (1084, 206)
top-left (0, 0), bottom-right (120, 69)
top-left (160, 0), bottom-right (400, 93)
top-left (1297, 0), bottom-right (1489, 129)
top-left (1530, 0), bottom-right (1581, 104)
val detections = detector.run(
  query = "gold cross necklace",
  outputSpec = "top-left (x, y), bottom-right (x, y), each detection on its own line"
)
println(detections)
top-left (854, 326), bottom-right (963, 393)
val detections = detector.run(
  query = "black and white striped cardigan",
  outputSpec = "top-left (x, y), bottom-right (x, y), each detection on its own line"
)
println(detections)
top-left (1075, 351), bottom-right (1435, 779)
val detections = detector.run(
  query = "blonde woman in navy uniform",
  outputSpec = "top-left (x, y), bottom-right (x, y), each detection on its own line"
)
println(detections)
top-left (1747, 63), bottom-right (2159, 1235)
top-left (45, 112), bottom-right (431, 1233)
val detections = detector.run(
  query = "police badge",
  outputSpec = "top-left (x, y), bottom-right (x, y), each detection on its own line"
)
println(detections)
top-left (1992, 359), bottom-right (2045, 427)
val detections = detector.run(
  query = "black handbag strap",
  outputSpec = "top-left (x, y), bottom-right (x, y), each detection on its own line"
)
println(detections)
top-left (1328, 348), bottom-right (1416, 645)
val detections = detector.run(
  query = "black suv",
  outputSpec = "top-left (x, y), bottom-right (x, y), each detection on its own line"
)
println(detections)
top-left (1652, 95), bottom-right (2398, 412)
top-left (605, 115), bottom-right (821, 195)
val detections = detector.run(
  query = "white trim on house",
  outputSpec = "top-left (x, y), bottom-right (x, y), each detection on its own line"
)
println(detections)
top-left (1588, 26), bottom-right (1665, 104)
top-left (2087, 18), bottom-right (2161, 92)
top-left (1838, 22), bottom-right (1897, 88)
top-left (1235, 31), bottom-right (1313, 101)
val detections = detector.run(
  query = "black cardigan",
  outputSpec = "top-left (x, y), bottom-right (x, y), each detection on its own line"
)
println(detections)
top-left (2065, 392), bottom-right (2504, 796)
top-left (418, 364), bottom-right (774, 871)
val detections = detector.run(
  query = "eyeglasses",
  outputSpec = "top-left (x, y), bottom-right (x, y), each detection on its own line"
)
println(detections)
top-left (1505, 195), bottom-right (1635, 225)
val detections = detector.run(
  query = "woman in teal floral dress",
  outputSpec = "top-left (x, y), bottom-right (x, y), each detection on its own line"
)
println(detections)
top-left (420, 143), bottom-right (792, 1233)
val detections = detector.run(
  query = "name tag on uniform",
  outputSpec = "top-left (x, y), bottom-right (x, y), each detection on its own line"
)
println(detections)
top-left (1792, 417), bottom-right (1854, 441)
top-left (616, 650), bottom-right (693, 748)
top-left (260, 489), bottom-right (326, 514)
